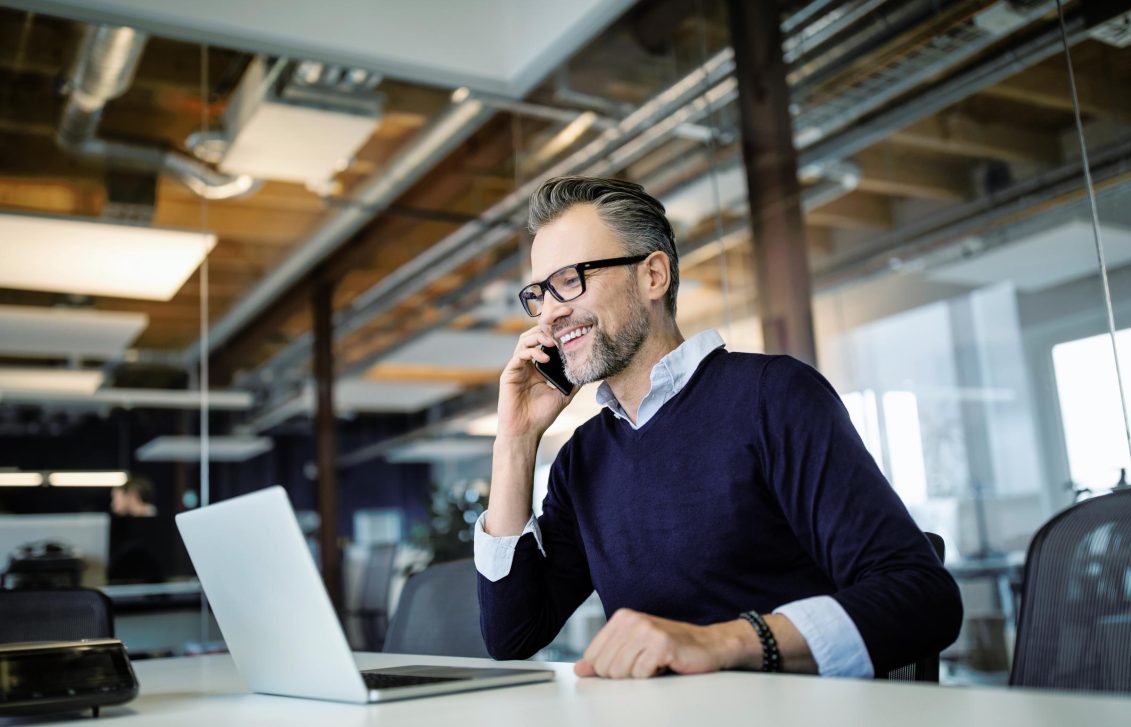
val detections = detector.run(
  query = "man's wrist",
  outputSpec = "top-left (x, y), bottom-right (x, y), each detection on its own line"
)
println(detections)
top-left (493, 432), bottom-right (541, 455)
top-left (712, 618), bottom-right (763, 671)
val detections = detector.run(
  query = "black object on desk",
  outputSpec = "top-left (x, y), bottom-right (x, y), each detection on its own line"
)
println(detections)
top-left (2, 541), bottom-right (83, 589)
top-left (0, 639), bottom-right (138, 718)
top-left (108, 514), bottom-right (193, 584)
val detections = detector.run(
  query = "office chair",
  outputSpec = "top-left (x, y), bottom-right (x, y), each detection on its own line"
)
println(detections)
top-left (882, 531), bottom-right (945, 683)
top-left (352, 543), bottom-right (398, 651)
top-left (383, 558), bottom-right (490, 658)
top-left (0, 588), bottom-right (114, 643)
top-left (1010, 489), bottom-right (1131, 693)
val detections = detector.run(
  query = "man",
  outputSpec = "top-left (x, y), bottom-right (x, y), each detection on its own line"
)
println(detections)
top-left (110, 475), bottom-right (158, 517)
top-left (475, 176), bottom-right (961, 679)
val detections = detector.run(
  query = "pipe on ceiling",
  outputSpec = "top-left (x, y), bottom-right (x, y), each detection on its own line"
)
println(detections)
top-left (56, 24), bottom-right (259, 201)
top-left (182, 94), bottom-right (498, 369)
top-left (244, 0), bottom-right (1096, 410)
top-left (187, 0), bottom-right (944, 381)
top-left (248, 49), bottom-right (739, 389)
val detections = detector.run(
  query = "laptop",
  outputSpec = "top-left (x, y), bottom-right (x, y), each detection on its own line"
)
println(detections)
top-left (175, 486), bottom-right (553, 704)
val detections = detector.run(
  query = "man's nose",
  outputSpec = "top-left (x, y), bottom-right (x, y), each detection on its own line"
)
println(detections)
top-left (539, 295), bottom-right (571, 333)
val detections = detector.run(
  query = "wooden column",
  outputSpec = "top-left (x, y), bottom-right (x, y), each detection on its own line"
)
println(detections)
top-left (311, 276), bottom-right (341, 608)
top-left (726, 0), bottom-right (817, 365)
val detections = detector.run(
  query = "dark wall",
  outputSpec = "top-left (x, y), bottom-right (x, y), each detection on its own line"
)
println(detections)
top-left (0, 408), bottom-right (432, 542)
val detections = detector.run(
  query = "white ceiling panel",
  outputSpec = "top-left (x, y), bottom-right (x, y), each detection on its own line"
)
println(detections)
top-left (384, 437), bottom-right (495, 463)
top-left (0, 305), bottom-right (148, 359)
top-left (0, 368), bottom-right (104, 394)
top-left (14, 0), bottom-right (635, 97)
top-left (136, 435), bottom-right (273, 462)
top-left (332, 378), bottom-right (462, 413)
top-left (0, 212), bottom-right (216, 301)
top-left (381, 330), bottom-right (516, 370)
top-left (926, 221), bottom-right (1131, 292)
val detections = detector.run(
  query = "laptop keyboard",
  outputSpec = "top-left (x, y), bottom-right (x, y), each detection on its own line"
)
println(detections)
top-left (362, 671), bottom-right (468, 690)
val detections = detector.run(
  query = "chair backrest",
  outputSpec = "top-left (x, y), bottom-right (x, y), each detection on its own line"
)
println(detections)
top-left (382, 558), bottom-right (489, 658)
top-left (1010, 490), bottom-right (1131, 693)
top-left (355, 543), bottom-right (398, 651)
top-left (0, 588), bottom-right (114, 643)
top-left (883, 531), bottom-right (945, 683)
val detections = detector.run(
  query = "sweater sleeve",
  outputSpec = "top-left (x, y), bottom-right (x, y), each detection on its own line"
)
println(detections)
top-left (756, 356), bottom-right (963, 674)
top-left (477, 439), bottom-right (595, 660)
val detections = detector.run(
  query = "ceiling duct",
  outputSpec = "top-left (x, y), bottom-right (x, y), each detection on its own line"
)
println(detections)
top-left (57, 24), bottom-right (259, 201)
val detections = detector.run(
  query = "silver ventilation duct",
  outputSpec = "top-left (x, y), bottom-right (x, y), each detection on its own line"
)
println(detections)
top-left (57, 24), bottom-right (259, 201)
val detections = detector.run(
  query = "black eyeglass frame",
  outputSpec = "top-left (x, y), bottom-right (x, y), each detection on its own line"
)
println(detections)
top-left (517, 255), bottom-right (648, 317)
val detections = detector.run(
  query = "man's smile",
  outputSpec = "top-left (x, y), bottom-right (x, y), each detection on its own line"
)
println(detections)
top-left (557, 324), bottom-right (593, 351)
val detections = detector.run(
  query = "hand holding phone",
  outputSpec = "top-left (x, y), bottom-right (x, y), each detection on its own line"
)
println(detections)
top-left (534, 344), bottom-right (576, 397)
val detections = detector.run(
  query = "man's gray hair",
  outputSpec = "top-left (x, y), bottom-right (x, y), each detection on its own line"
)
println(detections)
top-left (528, 176), bottom-right (679, 317)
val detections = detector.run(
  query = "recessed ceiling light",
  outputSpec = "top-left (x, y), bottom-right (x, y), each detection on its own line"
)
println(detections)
top-left (0, 212), bottom-right (216, 301)
top-left (48, 471), bottom-right (129, 487)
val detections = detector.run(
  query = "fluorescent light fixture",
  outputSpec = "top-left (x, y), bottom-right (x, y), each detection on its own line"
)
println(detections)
top-left (0, 305), bottom-right (148, 359)
top-left (0, 472), bottom-right (44, 487)
top-left (136, 435), bottom-right (273, 462)
top-left (385, 437), bottom-right (495, 463)
top-left (0, 387), bottom-right (253, 411)
top-left (48, 471), bottom-right (128, 487)
top-left (0, 368), bottom-right (104, 395)
top-left (0, 212), bottom-right (216, 301)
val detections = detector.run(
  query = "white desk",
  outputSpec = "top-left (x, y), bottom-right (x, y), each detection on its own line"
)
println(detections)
top-left (18, 653), bottom-right (1129, 726)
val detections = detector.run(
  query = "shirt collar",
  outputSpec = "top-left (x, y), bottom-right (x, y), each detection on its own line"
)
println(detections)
top-left (596, 329), bottom-right (726, 422)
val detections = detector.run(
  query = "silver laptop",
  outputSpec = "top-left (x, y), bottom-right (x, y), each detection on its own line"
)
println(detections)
top-left (175, 486), bottom-right (553, 704)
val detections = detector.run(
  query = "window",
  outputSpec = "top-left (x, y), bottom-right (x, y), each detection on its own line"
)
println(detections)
top-left (1052, 328), bottom-right (1131, 494)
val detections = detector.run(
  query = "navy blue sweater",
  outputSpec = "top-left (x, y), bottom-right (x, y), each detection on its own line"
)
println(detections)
top-left (478, 350), bottom-right (963, 673)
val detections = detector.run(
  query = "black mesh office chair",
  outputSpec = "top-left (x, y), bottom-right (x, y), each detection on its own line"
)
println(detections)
top-left (383, 558), bottom-right (490, 658)
top-left (1010, 489), bottom-right (1131, 693)
top-left (882, 531), bottom-right (945, 683)
top-left (0, 588), bottom-right (114, 643)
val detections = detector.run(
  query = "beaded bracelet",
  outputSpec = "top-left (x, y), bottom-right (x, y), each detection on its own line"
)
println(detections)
top-left (740, 611), bottom-right (782, 673)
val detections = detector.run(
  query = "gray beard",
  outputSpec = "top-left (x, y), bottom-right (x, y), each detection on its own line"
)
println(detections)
top-left (564, 294), bottom-right (650, 386)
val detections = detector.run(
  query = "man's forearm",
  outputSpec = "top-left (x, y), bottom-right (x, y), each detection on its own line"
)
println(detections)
top-left (484, 435), bottom-right (540, 536)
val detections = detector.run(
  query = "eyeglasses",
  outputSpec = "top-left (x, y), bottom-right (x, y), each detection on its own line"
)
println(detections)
top-left (517, 255), bottom-right (648, 317)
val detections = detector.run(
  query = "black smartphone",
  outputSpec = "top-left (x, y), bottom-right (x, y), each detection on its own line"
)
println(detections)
top-left (534, 344), bottom-right (576, 397)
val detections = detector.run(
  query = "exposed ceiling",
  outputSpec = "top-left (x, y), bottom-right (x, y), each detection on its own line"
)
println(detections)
top-left (0, 0), bottom-right (1130, 454)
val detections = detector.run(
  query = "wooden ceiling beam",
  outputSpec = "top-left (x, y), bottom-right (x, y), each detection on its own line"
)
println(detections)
top-left (889, 113), bottom-right (1061, 166)
top-left (852, 148), bottom-right (973, 201)
top-left (805, 191), bottom-right (892, 230)
top-left (980, 65), bottom-right (1130, 119)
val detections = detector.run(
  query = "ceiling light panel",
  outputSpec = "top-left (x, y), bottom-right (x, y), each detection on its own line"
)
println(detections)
top-left (0, 212), bottom-right (216, 301)
top-left (0, 305), bottom-right (148, 359)
top-left (0, 472), bottom-right (44, 487)
top-left (136, 435), bottom-right (273, 462)
top-left (48, 471), bottom-right (128, 487)
top-left (332, 379), bottom-right (462, 413)
top-left (0, 368), bottom-right (104, 394)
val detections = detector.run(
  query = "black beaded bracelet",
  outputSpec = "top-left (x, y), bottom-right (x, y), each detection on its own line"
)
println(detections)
top-left (740, 611), bottom-right (782, 673)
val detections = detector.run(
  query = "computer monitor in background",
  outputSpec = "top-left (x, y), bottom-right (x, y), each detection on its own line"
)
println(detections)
top-left (108, 513), bottom-right (193, 584)
top-left (0, 513), bottom-right (110, 586)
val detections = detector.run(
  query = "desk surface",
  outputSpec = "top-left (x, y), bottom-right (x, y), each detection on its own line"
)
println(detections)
top-left (16, 652), bottom-right (1129, 726)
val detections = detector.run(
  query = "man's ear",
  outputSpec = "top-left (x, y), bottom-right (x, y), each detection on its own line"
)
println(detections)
top-left (640, 251), bottom-right (671, 303)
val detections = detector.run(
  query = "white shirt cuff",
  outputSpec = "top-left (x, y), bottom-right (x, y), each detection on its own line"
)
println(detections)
top-left (773, 596), bottom-right (874, 678)
top-left (472, 511), bottom-right (545, 582)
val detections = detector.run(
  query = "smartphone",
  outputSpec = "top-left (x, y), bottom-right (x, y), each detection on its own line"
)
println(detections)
top-left (534, 344), bottom-right (576, 397)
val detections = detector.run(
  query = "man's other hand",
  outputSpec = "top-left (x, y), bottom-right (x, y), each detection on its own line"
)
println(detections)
top-left (573, 608), bottom-right (760, 679)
